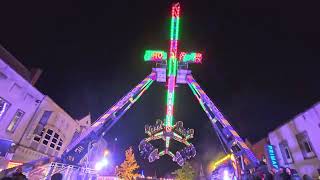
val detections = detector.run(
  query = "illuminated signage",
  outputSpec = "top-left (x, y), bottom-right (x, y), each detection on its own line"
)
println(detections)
top-left (144, 50), bottom-right (167, 62)
top-left (179, 52), bottom-right (202, 63)
top-left (265, 145), bottom-right (279, 170)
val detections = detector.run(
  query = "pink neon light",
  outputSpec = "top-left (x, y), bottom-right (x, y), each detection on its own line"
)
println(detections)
top-left (172, 4), bottom-right (180, 18)
top-left (179, 52), bottom-right (186, 61)
top-left (195, 53), bottom-right (202, 63)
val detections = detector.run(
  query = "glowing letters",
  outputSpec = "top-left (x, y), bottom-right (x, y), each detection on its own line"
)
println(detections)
top-left (144, 50), bottom-right (167, 61)
top-left (265, 145), bottom-right (279, 170)
top-left (179, 52), bottom-right (202, 63)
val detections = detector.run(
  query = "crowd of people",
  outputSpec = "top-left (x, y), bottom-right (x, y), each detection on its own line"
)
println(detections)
top-left (242, 164), bottom-right (314, 180)
top-left (0, 167), bottom-right (64, 180)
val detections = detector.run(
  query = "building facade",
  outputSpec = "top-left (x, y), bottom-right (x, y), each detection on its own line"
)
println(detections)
top-left (14, 96), bottom-right (90, 162)
top-left (250, 138), bottom-right (268, 162)
top-left (268, 102), bottom-right (320, 178)
top-left (0, 48), bottom-right (44, 168)
top-left (0, 45), bottom-right (90, 169)
top-left (251, 103), bottom-right (320, 178)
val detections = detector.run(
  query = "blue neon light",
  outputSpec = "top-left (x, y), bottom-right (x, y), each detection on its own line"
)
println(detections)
top-left (266, 145), bottom-right (279, 169)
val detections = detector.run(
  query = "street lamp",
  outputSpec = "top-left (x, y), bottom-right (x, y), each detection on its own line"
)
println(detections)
top-left (95, 158), bottom-right (109, 171)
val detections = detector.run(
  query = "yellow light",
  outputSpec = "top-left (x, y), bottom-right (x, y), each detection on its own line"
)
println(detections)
top-left (208, 154), bottom-right (232, 172)
top-left (7, 161), bottom-right (22, 169)
top-left (103, 150), bottom-right (109, 157)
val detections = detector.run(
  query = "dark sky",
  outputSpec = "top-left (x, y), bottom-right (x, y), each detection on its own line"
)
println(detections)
top-left (2, 0), bottom-right (320, 176)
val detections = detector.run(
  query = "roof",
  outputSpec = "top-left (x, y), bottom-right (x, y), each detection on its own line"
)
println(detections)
top-left (0, 44), bottom-right (32, 82)
top-left (268, 101), bottom-right (320, 134)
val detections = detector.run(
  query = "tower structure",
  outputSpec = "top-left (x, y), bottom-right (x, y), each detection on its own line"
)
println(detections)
top-left (138, 3), bottom-right (201, 165)
top-left (2, 2), bottom-right (259, 178)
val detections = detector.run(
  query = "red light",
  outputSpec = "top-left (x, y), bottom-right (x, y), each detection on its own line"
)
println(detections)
top-left (179, 52), bottom-right (186, 61)
top-left (195, 53), bottom-right (202, 63)
top-left (172, 3), bottom-right (180, 18)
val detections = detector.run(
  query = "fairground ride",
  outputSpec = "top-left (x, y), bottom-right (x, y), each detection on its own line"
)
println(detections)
top-left (1, 2), bottom-right (259, 179)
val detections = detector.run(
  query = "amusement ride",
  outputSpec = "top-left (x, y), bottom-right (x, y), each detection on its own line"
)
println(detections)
top-left (1, 2), bottom-right (261, 179)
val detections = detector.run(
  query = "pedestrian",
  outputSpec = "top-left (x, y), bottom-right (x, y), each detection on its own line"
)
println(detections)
top-left (11, 167), bottom-right (27, 180)
top-left (0, 177), bottom-right (13, 180)
top-left (274, 167), bottom-right (284, 180)
top-left (281, 169), bottom-right (291, 180)
top-left (302, 174), bottom-right (313, 180)
top-left (289, 168), bottom-right (301, 180)
top-left (51, 173), bottom-right (63, 180)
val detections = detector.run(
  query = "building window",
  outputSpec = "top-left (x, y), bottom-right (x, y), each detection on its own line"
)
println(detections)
top-left (34, 111), bottom-right (52, 135)
top-left (33, 128), bottom-right (44, 142)
top-left (56, 139), bottom-right (63, 151)
top-left (0, 97), bottom-right (11, 120)
top-left (33, 128), bottom-right (63, 152)
top-left (279, 140), bottom-right (294, 164)
top-left (296, 131), bottom-right (316, 159)
top-left (7, 109), bottom-right (25, 132)
top-left (34, 136), bottom-right (41, 142)
top-left (43, 140), bottom-right (48, 145)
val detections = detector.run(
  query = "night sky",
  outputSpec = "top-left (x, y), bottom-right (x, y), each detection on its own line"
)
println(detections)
top-left (2, 0), bottom-right (320, 176)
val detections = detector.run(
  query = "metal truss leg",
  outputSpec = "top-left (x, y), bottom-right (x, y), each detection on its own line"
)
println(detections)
top-left (186, 74), bottom-right (259, 169)
top-left (63, 72), bottom-right (157, 165)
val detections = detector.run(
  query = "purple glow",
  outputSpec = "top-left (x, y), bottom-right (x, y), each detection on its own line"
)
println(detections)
top-left (95, 158), bottom-right (109, 171)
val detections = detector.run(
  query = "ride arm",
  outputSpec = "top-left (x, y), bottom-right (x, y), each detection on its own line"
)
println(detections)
top-left (186, 74), bottom-right (259, 168)
top-left (1, 71), bottom-right (156, 177)
top-left (62, 71), bottom-right (156, 164)
top-left (0, 72), bottom-right (156, 176)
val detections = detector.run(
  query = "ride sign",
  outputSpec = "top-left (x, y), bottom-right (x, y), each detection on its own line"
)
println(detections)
top-left (144, 50), bottom-right (167, 62)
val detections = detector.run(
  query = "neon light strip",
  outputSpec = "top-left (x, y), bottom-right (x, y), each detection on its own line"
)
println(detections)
top-left (67, 73), bottom-right (157, 151)
top-left (165, 3), bottom-right (180, 128)
top-left (165, 136), bottom-right (170, 148)
top-left (213, 154), bottom-right (231, 169)
top-left (131, 79), bottom-right (154, 103)
top-left (144, 50), bottom-right (167, 61)
top-left (168, 151), bottom-right (175, 157)
top-left (159, 151), bottom-right (165, 156)
top-left (188, 83), bottom-right (213, 120)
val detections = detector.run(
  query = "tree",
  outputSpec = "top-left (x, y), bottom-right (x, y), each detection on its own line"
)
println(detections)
top-left (173, 162), bottom-right (196, 180)
top-left (116, 147), bottom-right (140, 180)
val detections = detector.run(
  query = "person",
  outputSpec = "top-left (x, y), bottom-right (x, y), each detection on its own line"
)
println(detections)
top-left (274, 167), bottom-right (284, 180)
top-left (241, 169), bottom-right (254, 180)
top-left (289, 168), bottom-right (301, 180)
top-left (302, 174), bottom-right (313, 180)
top-left (280, 169), bottom-right (291, 180)
top-left (11, 167), bottom-right (27, 180)
top-left (51, 173), bottom-right (63, 180)
top-left (270, 168), bottom-right (277, 177)
top-left (263, 171), bottom-right (273, 180)
top-left (0, 177), bottom-right (13, 180)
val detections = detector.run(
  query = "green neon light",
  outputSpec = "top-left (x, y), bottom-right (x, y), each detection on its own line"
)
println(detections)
top-left (183, 53), bottom-right (196, 62)
top-left (188, 83), bottom-right (207, 112)
top-left (165, 136), bottom-right (170, 148)
top-left (132, 79), bottom-right (154, 103)
top-left (144, 50), bottom-right (167, 61)
top-left (159, 151), bottom-right (165, 156)
top-left (175, 17), bottom-right (180, 40)
top-left (170, 18), bottom-right (174, 40)
top-left (170, 18), bottom-right (180, 40)
top-left (173, 58), bottom-right (178, 75)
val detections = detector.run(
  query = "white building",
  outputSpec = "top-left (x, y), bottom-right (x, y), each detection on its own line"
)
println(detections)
top-left (15, 96), bottom-right (91, 162)
top-left (268, 102), bottom-right (320, 178)
top-left (0, 45), bottom-right (91, 168)
top-left (0, 45), bottom-right (44, 167)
